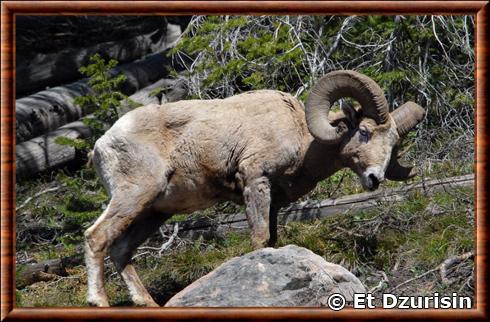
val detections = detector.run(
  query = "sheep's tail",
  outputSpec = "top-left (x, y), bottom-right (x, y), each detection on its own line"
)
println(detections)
top-left (86, 150), bottom-right (95, 167)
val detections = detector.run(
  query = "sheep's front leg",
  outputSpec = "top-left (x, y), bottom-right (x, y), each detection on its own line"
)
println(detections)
top-left (269, 205), bottom-right (279, 247)
top-left (243, 176), bottom-right (271, 249)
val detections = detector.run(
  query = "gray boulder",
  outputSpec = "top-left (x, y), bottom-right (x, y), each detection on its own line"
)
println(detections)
top-left (165, 245), bottom-right (366, 307)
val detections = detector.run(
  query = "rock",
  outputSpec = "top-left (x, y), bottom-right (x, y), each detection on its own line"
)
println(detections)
top-left (165, 245), bottom-right (366, 307)
top-left (425, 202), bottom-right (445, 215)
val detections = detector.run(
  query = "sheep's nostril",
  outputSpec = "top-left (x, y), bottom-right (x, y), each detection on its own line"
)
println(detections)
top-left (368, 174), bottom-right (380, 190)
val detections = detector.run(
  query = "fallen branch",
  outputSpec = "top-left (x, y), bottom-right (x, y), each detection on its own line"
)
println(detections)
top-left (392, 267), bottom-right (439, 291)
top-left (16, 184), bottom-right (66, 211)
top-left (159, 223), bottom-right (179, 256)
top-left (440, 251), bottom-right (474, 285)
top-left (16, 121), bottom-right (93, 179)
top-left (133, 223), bottom-right (180, 260)
top-left (369, 271), bottom-right (389, 293)
top-left (282, 174), bottom-right (474, 224)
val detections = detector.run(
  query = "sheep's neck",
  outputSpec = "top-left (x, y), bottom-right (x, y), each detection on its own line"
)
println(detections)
top-left (301, 138), bottom-right (344, 183)
top-left (272, 137), bottom-right (344, 206)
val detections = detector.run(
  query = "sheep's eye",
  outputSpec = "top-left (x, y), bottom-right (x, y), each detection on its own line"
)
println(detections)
top-left (359, 128), bottom-right (369, 141)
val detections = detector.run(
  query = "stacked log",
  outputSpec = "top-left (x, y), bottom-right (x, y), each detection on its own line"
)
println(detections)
top-left (16, 82), bottom-right (92, 144)
top-left (16, 78), bottom-right (188, 178)
top-left (16, 23), bottom-right (181, 97)
top-left (16, 24), bottom-right (182, 144)
top-left (16, 121), bottom-right (92, 178)
top-left (15, 17), bottom-right (189, 179)
top-left (16, 16), bottom-right (191, 96)
top-left (16, 16), bottom-right (173, 58)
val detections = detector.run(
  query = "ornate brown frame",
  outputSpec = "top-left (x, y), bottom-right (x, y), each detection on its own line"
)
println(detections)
top-left (1, 1), bottom-right (488, 320)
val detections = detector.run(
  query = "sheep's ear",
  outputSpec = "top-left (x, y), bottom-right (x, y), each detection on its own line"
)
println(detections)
top-left (341, 101), bottom-right (361, 128)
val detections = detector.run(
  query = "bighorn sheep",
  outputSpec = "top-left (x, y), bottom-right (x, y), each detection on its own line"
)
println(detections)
top-left (85, 70), bottom-right (425, 306)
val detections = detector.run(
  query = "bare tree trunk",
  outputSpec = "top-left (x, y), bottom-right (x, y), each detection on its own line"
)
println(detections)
top-left (16, 24), bottom-right (182, 144)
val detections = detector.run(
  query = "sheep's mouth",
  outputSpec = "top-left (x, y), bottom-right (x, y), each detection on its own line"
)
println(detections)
top-left (367, 174), bottom-right (380, 190)
top-left (361, 173), bottom-right (380, 191)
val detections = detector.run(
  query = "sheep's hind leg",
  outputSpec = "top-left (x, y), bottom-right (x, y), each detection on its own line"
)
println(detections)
top-left (84, 205), bottom-right (112, 307)
top-left (242, 176), bottom-right (272, 249)
top-left (84, 178), bottom-right (166, 306)
top-left (109, 210), bottom-right (171, 307)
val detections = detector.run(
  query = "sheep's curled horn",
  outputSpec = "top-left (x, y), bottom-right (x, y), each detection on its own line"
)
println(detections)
top-left (385, 101), bottom-right (426, 181)
top-left (305, 70), bottom-right (390, 145)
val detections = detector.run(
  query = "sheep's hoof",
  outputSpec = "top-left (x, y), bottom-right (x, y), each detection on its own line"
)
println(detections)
top-left (87, 297), bottom-right (110, 307)
top-left (146, 301), bottom-right (160, 307)
top-left (134, 300), bottom-right (159, 307)
top-left (252, 237), bottom-right (269, 250)
top-left (133, 296), bottom-right (159, 307)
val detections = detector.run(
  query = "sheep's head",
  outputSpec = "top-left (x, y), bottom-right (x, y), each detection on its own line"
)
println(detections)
top-left (305, 70), bottom-right (425, 191)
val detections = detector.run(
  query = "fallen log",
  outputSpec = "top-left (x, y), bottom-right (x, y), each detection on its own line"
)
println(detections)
top-left (16, 83), bottom-right (92, 143)
top-left (16, 121), bottom-right (92, 179)
top-left (123, 78), bottom-right (188, 109)
top-left (173, 174), bottom-right (474, 237)
top-left (16, 78), bottom-right (188, 178)
top-left (16, 253), bottom-right (84, 289)
top-left (279, 173), bottom-right (474, 224)
top-left (16, 24), bottom-right (181, 144)
top-left (16, 23), bottom-right (181, 97)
